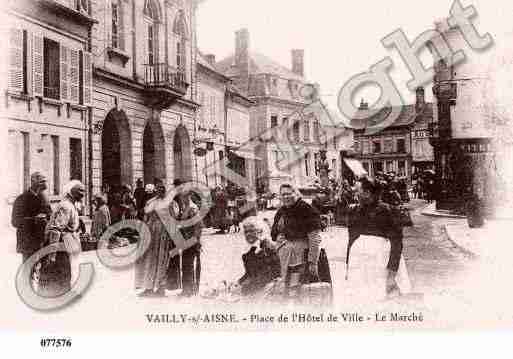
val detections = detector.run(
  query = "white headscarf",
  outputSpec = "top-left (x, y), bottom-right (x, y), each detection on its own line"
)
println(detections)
top-left (63, 180), bottom-right (84, 198)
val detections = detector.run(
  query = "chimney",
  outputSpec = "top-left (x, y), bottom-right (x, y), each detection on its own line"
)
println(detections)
top-left (291, 49), bottom-right (304, 77)
top-left (415, 87), bottom-right (425, 111)
top-left (359, 98), bottom-right (369, 110)
top-left (234, 28), bottom-right (250, 92)
top-left (235, 29), bottom-right (250, 74)
top-left (205, 54), bottom-right (216, 66)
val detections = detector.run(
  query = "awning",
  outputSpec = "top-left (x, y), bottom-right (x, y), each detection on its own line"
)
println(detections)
top-left (343, 158), bottom-right (368, 177)
top-left (230, 150), bottom-right (262, 161)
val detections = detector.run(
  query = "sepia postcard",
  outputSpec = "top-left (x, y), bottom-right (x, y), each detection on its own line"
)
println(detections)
top-left (1, 0), bottom-right (513, 352)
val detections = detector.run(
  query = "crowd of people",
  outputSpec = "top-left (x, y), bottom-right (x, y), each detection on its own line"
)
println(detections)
top-left (11, 169), bottom-right (423, 303)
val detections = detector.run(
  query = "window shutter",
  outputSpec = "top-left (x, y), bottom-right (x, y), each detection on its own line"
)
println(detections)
top-left (69, 49), bottom-right (80, 104)
top-left (9, 28), bottom-right (24, 92)
top-left (60, 44), bottom-right (69, 101)
top-left (82, 51), bottom-right (93, 106)
top-left (32, 33), bottom-right (44, 97)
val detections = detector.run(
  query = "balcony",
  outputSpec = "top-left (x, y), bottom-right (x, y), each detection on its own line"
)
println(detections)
top-left (143, 63), bottom-right (189, 110)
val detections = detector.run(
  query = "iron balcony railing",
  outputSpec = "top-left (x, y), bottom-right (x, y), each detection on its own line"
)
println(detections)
top-left (143, 63), bottom-right (188, 94)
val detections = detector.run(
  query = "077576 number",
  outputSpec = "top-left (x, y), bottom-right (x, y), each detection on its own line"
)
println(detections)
top-left (40, 338), bottom-right (72, 348)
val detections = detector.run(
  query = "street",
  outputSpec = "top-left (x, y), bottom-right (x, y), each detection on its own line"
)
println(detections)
top-left (1, 199), bottom-right (480, 330)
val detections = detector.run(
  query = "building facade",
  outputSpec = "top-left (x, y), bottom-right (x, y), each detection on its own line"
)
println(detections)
top-left (429, 21), bottom-right (501, 212)
top-left (196, 52), bottom-right (255, 189)
top-left (5, 0), bottom-right (96, 208)
top-left (352, 88), bottom-right (433, 181)
top-left (90, 0), bottom-right (198, 198)
top-left (215, 29), bottom-right (351, 192)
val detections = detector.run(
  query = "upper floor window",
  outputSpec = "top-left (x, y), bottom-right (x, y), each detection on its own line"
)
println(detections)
top-left (373, 140), bottom-right (381, 154)
top-left (293, 121), bottom-right (300, 142)
top-left (173, 11), bottom-right (188, 71)
top-left (397, 138), bottom-right (406, 153)
top-left (303, 121), bottom-right (310, 142)
top-left (313, 121), bottom-right (320, 142)
top-left (111, 1), bottom-right (124, 51)
top-left (9, 29), bottom-right (92, 105)
top-left (144, 0), bottom-right (160, 65)
top-left (270, 115), bottom-right (278, 128)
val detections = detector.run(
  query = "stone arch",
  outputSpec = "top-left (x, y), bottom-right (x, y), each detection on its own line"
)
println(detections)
top-left (101, 109), bottom-right (133, 191)
top-left (143, 0), bottom-right (163, 22)
top-left (173, 124), bottom-right (192, 182)
top-left (172, 10), bottom-right (189, 38)
top-left (143, 117), bottom-right (167, 184)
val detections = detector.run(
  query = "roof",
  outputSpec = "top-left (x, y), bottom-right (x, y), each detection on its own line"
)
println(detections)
top-left (216, 51), bottom-right (304, 81)
top-left (349, 103), bottom-right (433, 134)
top-left (197, 51), bottom-right (229, 80)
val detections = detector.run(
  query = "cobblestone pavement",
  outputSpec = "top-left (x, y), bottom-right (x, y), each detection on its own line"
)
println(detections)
top-left (2, 200), bottom-right (485, 330)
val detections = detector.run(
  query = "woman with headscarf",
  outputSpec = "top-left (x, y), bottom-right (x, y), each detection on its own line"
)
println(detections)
top-left (271, 182), bottom-right (332, 299)
top-left (91, 194), bottom-right (111, 241)
top-left (39, 180), bottom-right (85, 296)
top-left (135, 179), bottom-right (173, 297)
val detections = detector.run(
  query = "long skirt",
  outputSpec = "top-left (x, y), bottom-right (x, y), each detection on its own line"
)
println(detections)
top-left (343, 235), bottom-right (411, 304)
top-left (134, 217), bottom-right (172, 291)
top-left (38, 252), bottom-right (72, 297)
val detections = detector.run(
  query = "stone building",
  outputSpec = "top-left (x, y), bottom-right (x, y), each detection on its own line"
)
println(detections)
top-left (195, 52), bottom-right (255, 189)
top-left (5, 0), bottom-right (96, 206)
top-left (351, 87), bottom-right (433, 181)
top-left (428, 20), bottom-right (504, 212)
top-left (411, 87), bottom-right (434, 174)
top-left (215, 29), bottom-right (351, 192)
top-left (90, 0), bottom-right (198, 196)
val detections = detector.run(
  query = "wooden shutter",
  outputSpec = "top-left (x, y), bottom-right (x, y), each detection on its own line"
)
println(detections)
top-left (82, 51), bottom-right (93, 106)
top-left (69, 49), bottom-right (80, 104)
top-left (9, 28), bottom-right (24, 92)
top-left (60, 44), bottom-right (69, 101)
top-left (32, 33), bottom-right (44, 97)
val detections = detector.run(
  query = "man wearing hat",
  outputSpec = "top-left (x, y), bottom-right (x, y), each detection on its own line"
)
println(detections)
top-left (11, 172), bottom-right (52, 264)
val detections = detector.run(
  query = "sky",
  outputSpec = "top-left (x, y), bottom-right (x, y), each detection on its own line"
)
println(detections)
top-left (197, 0), bottom-right (512, 117)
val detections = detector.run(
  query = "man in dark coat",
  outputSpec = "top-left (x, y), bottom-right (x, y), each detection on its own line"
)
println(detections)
top-left (11, 172), bottom-right (52, 264)
top-left (134, 178), bottom-right (146, 220)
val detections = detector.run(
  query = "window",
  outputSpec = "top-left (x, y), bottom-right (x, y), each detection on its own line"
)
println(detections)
top-left (211, 96), bottom-right (216, 126)
top-left (304, 153), bottom-right (310, 177)
top-left (43, 38), bottom-right (60, 99)
top-left (398, 160), bottom-right (406, 176)
top-left (303, 121), bottom-right (310, 142)
top-left (386, 160), bottom-right (394, 173)
top-left (270, 115), bottom-right (278, 128)
top-left (293, 121), bottom-right (300, 142)
top-left (397, 138), bottom-right (406, 153)
top-left (8, 29), bottom-right (27, 93)
top-left (313, 121), bottom-right (320, 142)
top-left (52, 136), bottom-right (60, 195)
top-left (332, 159), bottom-right (337, 177)
top-left (70, 138), bottom-right (82, 181)
top-left (374, 161), bottom-right (383, 173)
top-left (384, 139), bottom-right (393, 153)
top-left (373, 140), bottom-right (381, 154)
top-left (144, 0), bottom-right (159, 65)
top-left (173, 11), bottom-right (188, 71)
top-left (111, 1), bottom-right (124, 50)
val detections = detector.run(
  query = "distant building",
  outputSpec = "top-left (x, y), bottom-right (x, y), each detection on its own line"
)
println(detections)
top-left (196, 52), bottom-right (255, 189)
top-left (351, 87), bottom-right (433, 181)
top-left (215, 29), bottom-right (352, 192)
